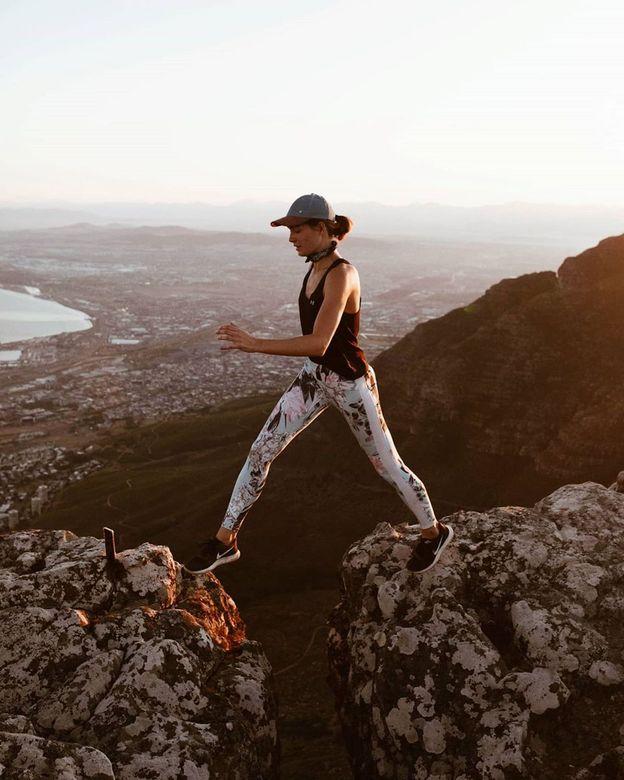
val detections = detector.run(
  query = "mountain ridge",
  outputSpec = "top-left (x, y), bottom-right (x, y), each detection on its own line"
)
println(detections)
top-left (369, 233), bottom-right (624, 508)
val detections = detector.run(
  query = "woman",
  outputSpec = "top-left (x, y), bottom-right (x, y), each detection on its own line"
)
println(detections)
top-left (183, 193), bottom-right (453, 575)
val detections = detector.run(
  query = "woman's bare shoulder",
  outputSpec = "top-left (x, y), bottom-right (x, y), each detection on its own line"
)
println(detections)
top-left (324, 258), bottom-right (358, 285)
top-left (330, 259), bottom-right (361, 304)
top-left (329, 259), bottom-right (359, 284)
top-left (337, 257), bottom-right (359, 273)
top-left (342, 259), bottom-right (360, 283)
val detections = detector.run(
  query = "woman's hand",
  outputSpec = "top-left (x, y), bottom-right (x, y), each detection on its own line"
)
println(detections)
top-left (217, 322), bottom-right (258, 353)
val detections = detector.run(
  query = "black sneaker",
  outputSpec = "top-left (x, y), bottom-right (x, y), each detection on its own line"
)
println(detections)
top-left (407, 522), bottom-right (454, 573)
top-left (182, 537), bottom-right (241, 575)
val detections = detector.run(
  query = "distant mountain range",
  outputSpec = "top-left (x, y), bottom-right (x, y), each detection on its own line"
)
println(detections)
top-left (1, 200), bottom-right (623, 247)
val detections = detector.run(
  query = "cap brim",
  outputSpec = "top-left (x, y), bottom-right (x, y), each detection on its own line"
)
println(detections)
top-left (270, 216), bottom-right (309, 227)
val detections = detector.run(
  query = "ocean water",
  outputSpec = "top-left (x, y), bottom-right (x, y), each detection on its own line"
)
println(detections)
top-left (0, 288), bottom-right (92, 344)
top-left (0, 349), bottom-right (21, 362)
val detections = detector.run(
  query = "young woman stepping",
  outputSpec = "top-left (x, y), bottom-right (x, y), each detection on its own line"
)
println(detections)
top-left (183, 193), bottom-right (453, 575)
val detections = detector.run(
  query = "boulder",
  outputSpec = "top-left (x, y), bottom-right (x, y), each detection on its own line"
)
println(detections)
top-left (0, 529), bottom-right (279, 778)
top-left (327, 480), bottom-right (624, 779)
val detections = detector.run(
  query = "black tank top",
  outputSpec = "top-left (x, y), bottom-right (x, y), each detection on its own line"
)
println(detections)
top-left (298, 257), bottom-right (368, 380)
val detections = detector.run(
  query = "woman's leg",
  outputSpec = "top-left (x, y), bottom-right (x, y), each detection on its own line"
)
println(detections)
top-left (326, 365), bottom-right (438, 531)
top-left (217, 363), bottom-right (329, 540)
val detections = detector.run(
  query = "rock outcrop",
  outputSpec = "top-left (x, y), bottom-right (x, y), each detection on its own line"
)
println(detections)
top-left (327, 478), bottom-right (624, 779)
top-left (370, 233), bottom-right (624, 509)
top-left (0, 529), bottom-right (279, 778)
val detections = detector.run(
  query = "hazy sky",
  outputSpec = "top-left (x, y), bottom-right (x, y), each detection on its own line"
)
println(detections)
top-left (2, 0), bottom-right (623, 207)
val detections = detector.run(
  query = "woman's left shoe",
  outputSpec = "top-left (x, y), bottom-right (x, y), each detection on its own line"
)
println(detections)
top-left (183, 537), bottom-right (240, 575)
top-left (407, 522), bottom-right (454, 573)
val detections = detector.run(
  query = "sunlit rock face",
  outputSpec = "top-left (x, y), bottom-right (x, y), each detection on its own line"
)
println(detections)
top-left (371, 233), bottom-right (624, 509)
top-left (0, 529), bottom-right (279, 779)
top-left (327, 479), bottom-right (624, 779)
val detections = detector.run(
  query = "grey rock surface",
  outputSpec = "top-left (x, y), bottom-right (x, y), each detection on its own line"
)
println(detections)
top-left (327, 480), bottom-right (624, 779)
top-left (0, 529), bottom-right (279, 778)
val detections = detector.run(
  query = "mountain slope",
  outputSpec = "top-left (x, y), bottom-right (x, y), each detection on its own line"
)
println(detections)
top-left (371, 233), bottom-right (624, 508)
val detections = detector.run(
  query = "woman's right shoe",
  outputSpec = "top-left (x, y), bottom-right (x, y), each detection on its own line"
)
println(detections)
top-left (182, 537), bottom-right (241, 575)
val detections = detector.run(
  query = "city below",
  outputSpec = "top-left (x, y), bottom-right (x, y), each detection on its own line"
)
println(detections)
top-left (0, 223), bottom-right (567, 530)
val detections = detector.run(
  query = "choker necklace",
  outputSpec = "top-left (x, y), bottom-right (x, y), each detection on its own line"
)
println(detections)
top-left (305, 240), bottom-right (338, 263)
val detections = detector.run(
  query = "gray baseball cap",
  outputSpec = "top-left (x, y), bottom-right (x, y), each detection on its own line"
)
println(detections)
top-left (270, 193), bottom-right (336, 227)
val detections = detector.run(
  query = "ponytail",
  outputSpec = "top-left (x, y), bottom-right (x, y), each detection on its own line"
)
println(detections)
top-left (307, 214), bottom-right (354, 241)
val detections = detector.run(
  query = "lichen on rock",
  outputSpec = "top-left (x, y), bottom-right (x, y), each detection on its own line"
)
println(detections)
top-left (0, 529), bottom-right (279, 778)
top-left (328, 479), bottom-right (624, 779)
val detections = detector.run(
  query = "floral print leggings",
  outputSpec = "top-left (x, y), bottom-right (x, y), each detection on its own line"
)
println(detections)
top-left (221, 357), bottom-right (438, 533)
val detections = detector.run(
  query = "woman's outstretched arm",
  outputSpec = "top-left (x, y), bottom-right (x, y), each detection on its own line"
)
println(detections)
top-left (216, 324), bottom-right (325, 356)
top-left (218, 264), bottom-right (353, 358)
top-left (255, 333), bottom-right (327, 356)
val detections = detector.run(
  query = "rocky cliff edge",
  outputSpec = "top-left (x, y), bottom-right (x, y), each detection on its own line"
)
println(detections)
top-left (328, 470), bottom-right (624, 779)
top-left (0, 530), bottom-right (279, 779)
